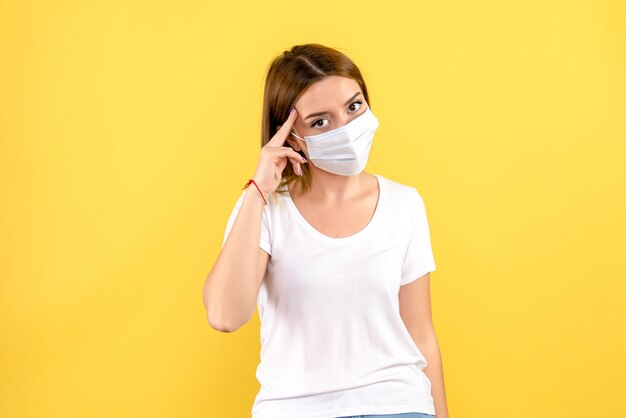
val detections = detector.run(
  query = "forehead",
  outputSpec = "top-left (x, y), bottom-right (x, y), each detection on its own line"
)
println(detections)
top-left (295, 76), bottom-right (362, 110)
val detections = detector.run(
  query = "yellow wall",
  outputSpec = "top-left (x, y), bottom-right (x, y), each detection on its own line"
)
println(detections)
top-left (1, 1), bottom-right (624, 417)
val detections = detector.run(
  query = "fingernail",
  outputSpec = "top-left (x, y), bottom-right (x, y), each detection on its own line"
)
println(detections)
top-left (290, 106), bottom-right (295, 114)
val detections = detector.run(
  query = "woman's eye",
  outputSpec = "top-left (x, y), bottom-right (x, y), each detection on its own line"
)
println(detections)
top-left (310, 119), bottom-right (329, 128)
top-left (349, 100), bottom-right (363, 112)
top-left (309, 101), bottom-right (364, 128)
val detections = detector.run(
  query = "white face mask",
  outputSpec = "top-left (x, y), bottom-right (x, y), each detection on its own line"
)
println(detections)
top-left (290, 106), bottom-right (380, 176)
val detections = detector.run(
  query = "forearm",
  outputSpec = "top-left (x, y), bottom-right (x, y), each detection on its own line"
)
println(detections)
top-left (416, 336), bottom-right (449, 418)
top-left (204, 188), bottom-right (266, 331)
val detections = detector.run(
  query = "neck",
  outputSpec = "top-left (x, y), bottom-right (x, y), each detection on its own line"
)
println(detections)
top-left (293, 166), bottom-right (369, 203)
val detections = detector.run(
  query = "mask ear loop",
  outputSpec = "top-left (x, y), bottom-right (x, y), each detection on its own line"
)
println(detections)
top-left (290, 130), bottom-right (305, 141)
top-left (289, 130), bottom-right (311, 163)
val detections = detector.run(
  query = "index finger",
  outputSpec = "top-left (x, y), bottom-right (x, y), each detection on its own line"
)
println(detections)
top-left (268, 107), bottom-right (298, 147)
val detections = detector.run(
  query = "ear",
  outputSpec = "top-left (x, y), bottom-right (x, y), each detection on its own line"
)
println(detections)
top-left (285, 135), bottom-right (302, 151)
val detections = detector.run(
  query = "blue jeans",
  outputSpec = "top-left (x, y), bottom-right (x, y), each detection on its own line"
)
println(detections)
top-left (335, 413), bottom-right (434, 418)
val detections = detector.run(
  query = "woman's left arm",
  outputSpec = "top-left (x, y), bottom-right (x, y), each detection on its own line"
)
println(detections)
top-left (399, 273), bottom-right (450, 418)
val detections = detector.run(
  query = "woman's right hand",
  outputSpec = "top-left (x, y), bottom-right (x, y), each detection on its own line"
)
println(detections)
top-left (252, 107), bottom-right (307, 196)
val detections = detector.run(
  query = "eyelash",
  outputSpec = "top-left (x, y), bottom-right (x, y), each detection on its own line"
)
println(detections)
top-left (310, 101), bottom-right (363, 128)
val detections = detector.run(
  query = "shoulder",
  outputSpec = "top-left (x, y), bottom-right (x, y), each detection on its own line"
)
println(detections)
top-left (376, 173), bottom-right (424, 207)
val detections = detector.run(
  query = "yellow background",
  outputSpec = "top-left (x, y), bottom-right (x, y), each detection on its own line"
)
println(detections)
top-left (1, 0), bottom-right (625, 417)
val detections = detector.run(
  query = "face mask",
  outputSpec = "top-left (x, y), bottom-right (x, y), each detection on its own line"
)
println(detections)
top-left (290, 106), bottom-right (380, 176)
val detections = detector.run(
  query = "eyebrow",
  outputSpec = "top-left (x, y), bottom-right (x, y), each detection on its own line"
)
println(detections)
top-left (303, 92), bottom-right (362, 121)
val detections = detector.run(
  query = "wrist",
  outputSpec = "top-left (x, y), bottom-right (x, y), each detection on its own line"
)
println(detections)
top-left (242, 178), bottom-right (268, 205)
top-left (243, 186), bottom-right (266, 206)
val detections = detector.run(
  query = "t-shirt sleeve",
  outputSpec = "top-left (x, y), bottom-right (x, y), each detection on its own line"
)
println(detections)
top-left (400, 188), bottom-right (436, 285)
top-left (221, 190), bottom-right (272, 256)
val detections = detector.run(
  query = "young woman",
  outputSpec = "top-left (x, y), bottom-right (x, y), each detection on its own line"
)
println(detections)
top-left (203, 43), bottom-right (450, 418)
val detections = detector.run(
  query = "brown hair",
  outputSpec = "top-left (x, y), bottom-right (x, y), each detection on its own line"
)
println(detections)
top-left (261, 43), bottom-right (371, 203)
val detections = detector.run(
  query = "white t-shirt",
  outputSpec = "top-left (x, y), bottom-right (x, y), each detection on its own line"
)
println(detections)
top-left (221, 173), bottom-right (437, 418)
